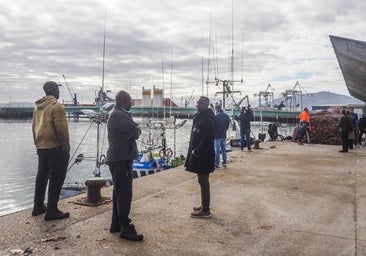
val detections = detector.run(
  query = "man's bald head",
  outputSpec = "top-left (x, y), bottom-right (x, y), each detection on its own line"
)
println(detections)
top-left (115, 90), bottom-right (132, 111)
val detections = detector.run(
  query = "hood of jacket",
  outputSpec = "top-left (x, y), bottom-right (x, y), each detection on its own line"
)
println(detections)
top-left (35, 95), bottom-right (58, 110)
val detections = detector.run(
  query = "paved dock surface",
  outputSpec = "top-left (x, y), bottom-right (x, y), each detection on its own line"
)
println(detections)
top-left (1, 141), bottom-right (366, 256)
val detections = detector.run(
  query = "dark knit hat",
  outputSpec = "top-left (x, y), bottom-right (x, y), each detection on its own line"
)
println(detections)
top-left (43, 81), bottom-right (61, 95)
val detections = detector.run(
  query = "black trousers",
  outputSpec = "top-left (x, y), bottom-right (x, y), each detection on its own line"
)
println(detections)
top-left (341, 131), bottom-right (349, 152)
top-left (197, 173), bottom-right (210, 212)
top-left (34, 147), bottom-right (69, 210)
top-left (109, 160), bottom-right (133, 227)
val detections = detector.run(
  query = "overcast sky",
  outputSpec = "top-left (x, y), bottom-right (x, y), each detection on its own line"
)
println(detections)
top-left (1, 0), bottom-right (365, 106)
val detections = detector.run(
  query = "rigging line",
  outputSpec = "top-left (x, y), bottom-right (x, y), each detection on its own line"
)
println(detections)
top-left (68, 121), bottom-right (94, 165)
top-left (161, 41), bottom-right (165, 119)
top-left (206, 25), bottom-right (212, 96)
top-left (201, 57), bottom-right (204, 97)
top-left (170, 43), bottom-right (174, 115)
top-left (206, 2), bottom-right (213, 96)
top-left (231, 0), bottom-right (234, 91)
top-left (241, 32), bottom-right (244, 82)
top-left (101, 4), bottom-right (107, 94)
top-left (215, 34), bottom-right (219, 78)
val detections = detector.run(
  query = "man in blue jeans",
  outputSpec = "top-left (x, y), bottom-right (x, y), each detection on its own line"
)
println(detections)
top-left (214, 104), bottom-right (230, 168)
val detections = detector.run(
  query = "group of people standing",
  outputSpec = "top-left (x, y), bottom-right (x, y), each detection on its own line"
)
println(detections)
top-left (337, 108), bottom-right (364, 153)
top-left (31, 81), bottom-right (366, 243)
top-left (31, 82), bottom-right (144, 240)
top-left (30, 82), bottom-right (240, 242)
top-left (296, 106), bottom-right (366, 152)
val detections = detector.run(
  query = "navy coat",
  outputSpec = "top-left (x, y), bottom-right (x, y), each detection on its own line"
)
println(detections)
top-left (184, 108), bottom-right (216, 174)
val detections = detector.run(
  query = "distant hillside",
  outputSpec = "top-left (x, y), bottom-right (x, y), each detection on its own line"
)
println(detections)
top-left (273, 91), bottom-right (364, 109)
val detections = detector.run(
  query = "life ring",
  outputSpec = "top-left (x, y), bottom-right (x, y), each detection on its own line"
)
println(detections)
top-left (159, 148), bottom-right (173, 158)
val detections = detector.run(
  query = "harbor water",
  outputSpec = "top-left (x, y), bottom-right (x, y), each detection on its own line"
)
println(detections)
top-left (0, 118), bottom-right (295, 217)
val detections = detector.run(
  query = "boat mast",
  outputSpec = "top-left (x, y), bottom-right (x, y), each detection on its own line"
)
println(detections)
top-left (207, 0), bottom-right (242, 109)
top-left (231, 0), bottom-right (234, 93)
top-left (161, 41), bottom-right (165, 119)
top-left (170, 44), bottom-right (174, 116)
top-left (93, 6), bottom-right (108, 178)
top-left (99, 5), bottom-right (107, 107)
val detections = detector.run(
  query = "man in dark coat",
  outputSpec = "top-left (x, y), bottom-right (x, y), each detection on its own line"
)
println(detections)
top-left (185, 96), bottom-right (216, 218)
top-left (359, 113), bottom-right (366, 144)
top-left (337, 109), bottom-right (353, 153)
top-left (107, 90), bottom-right (143, 241)
top-left (238, 105), bottom-right (254, 151)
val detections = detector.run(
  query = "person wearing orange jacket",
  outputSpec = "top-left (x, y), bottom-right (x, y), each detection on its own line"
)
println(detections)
top-left (298, 107), bottom-right (311, 144)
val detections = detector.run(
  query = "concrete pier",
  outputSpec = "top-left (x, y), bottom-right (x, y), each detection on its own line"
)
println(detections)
top-left (1, 141), bottom-right (365, 255)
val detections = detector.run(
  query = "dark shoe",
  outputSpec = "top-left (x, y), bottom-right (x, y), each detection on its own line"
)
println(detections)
top-left (32, 204), bottom-right (46, 216)
top-left (215, 165), bottom-right (220, 169)
top-left (192, 206), bottom-right (202, 211)
top-left (338, 150), bottom-right (347, 153)
top-left (109, 223), bottom-right (121, 233)
top-left (120, 226), bottom-right (143, 241)
top-left (191, 209), bottom-right (211, 218)
top-left (110, 222), bottom-right (135, 233)
top-left (222, 164), bottom-right (227, 168)
top-left (44, 209), bottom-right (70, 221)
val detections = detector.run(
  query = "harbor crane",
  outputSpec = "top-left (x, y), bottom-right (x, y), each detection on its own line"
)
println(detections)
top-left (62, 74), bottom-right (78, 106)
top-left (254, 83), bottom-right (275, 110)
top-left (281, 81), bottom-right (305, 111)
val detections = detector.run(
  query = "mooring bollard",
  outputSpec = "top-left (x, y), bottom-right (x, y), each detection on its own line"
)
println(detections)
top-left (254, 139), bottom-right (261, 149)
top-left (84, 177), bottom-right (106, 203)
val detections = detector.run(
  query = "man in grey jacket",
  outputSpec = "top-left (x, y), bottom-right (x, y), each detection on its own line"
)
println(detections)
top-left (107, 90), bottom-right (143, 241)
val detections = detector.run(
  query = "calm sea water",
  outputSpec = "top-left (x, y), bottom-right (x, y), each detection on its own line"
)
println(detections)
top-left (0, 118), bottom-right (294, 217)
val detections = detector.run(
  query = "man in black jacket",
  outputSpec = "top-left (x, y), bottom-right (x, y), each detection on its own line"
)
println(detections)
top-left (185, 96), bottom-right (216, 218)
top-left (107, 90), bottom-right (143, 241)
top-left (359, 114), bottom-right (366, 145)
top-left (337, 109), bottom-right (353, 153)
top-left (238, 106), bottom-right (254, 151)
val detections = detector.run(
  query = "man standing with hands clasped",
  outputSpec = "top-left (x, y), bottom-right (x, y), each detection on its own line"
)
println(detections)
top-left (106, 90), bottom-right (144, 241)
top-left (185, 96), bottom-right (216, 218)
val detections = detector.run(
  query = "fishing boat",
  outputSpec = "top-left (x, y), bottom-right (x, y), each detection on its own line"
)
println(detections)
top-left (330, 35), bottom-right (366, 103)
top-left (132, 118), bottom-right (186, 178)
top-left (61, 105), bottom-right (112, 197)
